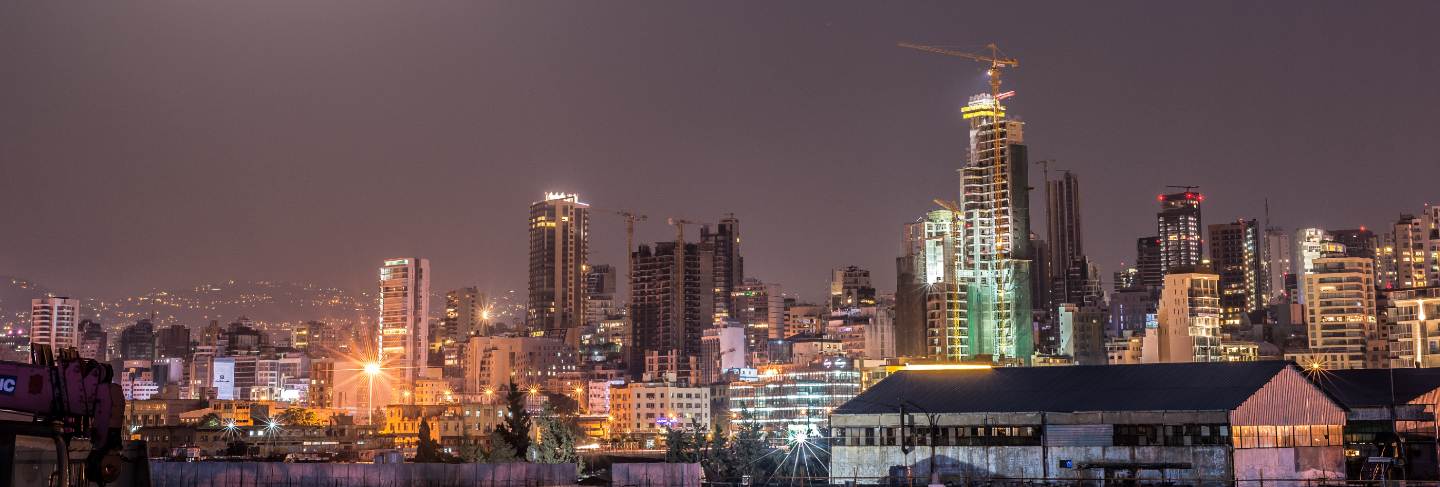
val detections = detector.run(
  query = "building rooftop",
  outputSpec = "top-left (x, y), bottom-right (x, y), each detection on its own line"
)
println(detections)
top-left (1312, 368), bottom-right (1440, 408)
top-left (834, 361), bottom-right (1294, 415)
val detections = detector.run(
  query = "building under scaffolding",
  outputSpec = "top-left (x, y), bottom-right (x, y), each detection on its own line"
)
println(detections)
top-left (952, 93), bottom-right (1034, 364)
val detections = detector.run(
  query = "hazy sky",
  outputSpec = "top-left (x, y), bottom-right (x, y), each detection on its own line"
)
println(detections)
top-left (3, 1), bottom-right (1438, 302)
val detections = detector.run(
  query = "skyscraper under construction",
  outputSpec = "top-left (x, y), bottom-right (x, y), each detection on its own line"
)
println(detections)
top-left (954, 93), bottom-right (1034, 364)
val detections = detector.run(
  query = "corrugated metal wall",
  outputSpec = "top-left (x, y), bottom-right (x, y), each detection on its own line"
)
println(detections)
top-left (1230, 367), bottom-right (1345, 426)
top-left (1042, 424), bottom-right (1112, 447)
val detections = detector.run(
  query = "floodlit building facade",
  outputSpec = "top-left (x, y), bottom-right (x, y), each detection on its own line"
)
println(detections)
top-left (1382, 215), bottom-right (1430, 290)
top-left (379, 257), bottom-right (430, 387)
top-left (1385, 286), bottom-right (1440, 368)
top-left (609, 382), bottom-right (711, 442)
top-left (729, 359), bottom-right (861, 442)
top-left (30, 296), bottom-right (80, 352)
top-left (1151, 268), bottom-right (1222, 363)
top-left (1290, 256), bottom-right (1377, 370)
top-left (527, 192), bottom-right (590, 344)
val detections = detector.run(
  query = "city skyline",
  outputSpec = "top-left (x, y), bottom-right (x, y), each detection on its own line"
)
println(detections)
top-left (4, 1), bottom-right (1440, 303)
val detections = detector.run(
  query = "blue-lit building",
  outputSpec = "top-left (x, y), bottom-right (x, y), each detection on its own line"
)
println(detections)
top-left (728, 358), bottom-right (861, 443)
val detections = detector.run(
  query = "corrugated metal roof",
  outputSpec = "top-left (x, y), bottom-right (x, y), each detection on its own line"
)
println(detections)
top-left (834, 361), bottom-right (1293, 415)
top-left (1311, 368), bottom-right (1440, 408)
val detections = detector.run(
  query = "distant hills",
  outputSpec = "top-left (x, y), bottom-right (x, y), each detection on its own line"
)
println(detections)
top-left (1, 276), bottom-right (374, 331)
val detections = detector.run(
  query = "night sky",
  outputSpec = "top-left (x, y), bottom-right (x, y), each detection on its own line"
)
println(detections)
top-left (4, 1), bottom-right (1438, 302)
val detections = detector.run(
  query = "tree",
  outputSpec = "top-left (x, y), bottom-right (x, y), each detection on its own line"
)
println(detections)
top-left (491, 382), bottom-right (533, 459)
top-left (414, 417), bottom-right (446, 463)
top-left (701, 424), bottom-right (734, 480)
top-left (482, 438), bottom-right (520, 463)
top-left (198, 412), bottom-right (222, 428)
top-left (276, 407), bottom-right (324, 427)
top-left (729, 410), bottom-right (774, 482)
top-left (533, 415), bottom-right (579, 466)
top-left (665, 420), bottom-right (704, 463)
top-left (542, 392), bottom-right (580, 416)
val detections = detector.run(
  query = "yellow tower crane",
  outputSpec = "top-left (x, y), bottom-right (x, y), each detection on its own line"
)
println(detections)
top-left (897, 42), bottom-right (1019, 103)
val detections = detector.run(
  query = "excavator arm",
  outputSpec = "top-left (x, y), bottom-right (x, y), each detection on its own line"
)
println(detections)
top-left (0, 345), bottom-right (126, 486)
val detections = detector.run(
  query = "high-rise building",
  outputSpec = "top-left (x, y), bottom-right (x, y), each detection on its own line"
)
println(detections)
top-left (1264, 227), bottom-right (1292, 305)
top-left (1290, 256), bottom-right (1376, 369)
top-left (439, 287), bottom-right (486, 377)
top-left (1157, 192), bottom-right (1204, 274)
top-left (896, 209), bottom-right (962, 359)
top-left (1046, 171), bottom-right (1087, 308)
top-left (1136, 236), bottom-right (1164, 293)
top-left (1208, 219), bottom-right (1265, 327)
top-left (224, 318), bottom-right (265, 356)
top-left (701, 216), bottom-right (743, 323)
top-left (732, 278), bottom-right (783, 365)
top-left (1062, 257), bottom-right (1103, 308)
top-left (293, 321), bottom-right (342, 358)
top-left (527, 192), bottom-right (589, 343)
top-left (1381, 215), bottom-right (1429, 290)
top-left (78, 319), bottom-right (107, 361)
top-left (1331, 228), bottom-right (1378, 261)
top-left (1108, 287), bottom-right (1155, 336)
top-left (379, 257), bottom-right (431, 387)
top-left (119, 319), bottom-right (157, 361)
top-left (460, 336), bottom-right (575, 396)
top-left (443, 287), bottom-right (488, 341)
top-left (156, 324), bottom-right (191, 359)
top-left (29, 297), bottom-right (79, 353)
top-left (829, 266), bottom-right (875, 311)
top-left (1029, 235), bottom-right (1051, 309)
top-left (1425, 206), bottom-right (1440, 287)
top-left (1386, 286), bottom-right (1440, 368)
top-left (782, 301), bottom-right (824, 339)
top-left (1056, 304), bottom-right (1106, 366)
top-left (1149, 267), bottom-right (1221, 363)
top-left (955, 93), bottom-right (1034, 364)
top-left (1294, 228), bottom-right (1340, 304)
top-left (583, 265), bottom-right (619, 327)
top-left (629, 241), bottom-right (714, 383)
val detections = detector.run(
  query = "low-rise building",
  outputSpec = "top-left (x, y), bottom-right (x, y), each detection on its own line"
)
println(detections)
top-left (729, 358), bottom-right (861, 443)
top-left (830, 362), bottom-right (1346, 483)
top-left (609, 382), bottom-right (710, 446)
top-left (1313, 368), bottom-right (1440, 480)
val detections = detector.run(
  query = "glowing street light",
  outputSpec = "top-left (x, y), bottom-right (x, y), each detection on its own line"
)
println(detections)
top-left (364, 361), bottom-right (383, 425)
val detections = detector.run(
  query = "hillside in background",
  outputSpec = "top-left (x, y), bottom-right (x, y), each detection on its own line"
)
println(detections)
top-left (1, 276), bottom-right (374, 332)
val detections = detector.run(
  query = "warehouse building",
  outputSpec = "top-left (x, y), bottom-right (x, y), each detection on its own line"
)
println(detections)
top-left (1312, 368), bottom-right (1440, 480)
top-left (830, 361), bottom-right (1345, 484)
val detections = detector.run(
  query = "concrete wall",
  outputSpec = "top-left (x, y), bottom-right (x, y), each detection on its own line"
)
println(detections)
top-left (148, 462), bottom-right (576, 487)
top-left (611, 463), bottom-right (702, 487)
top-left (830, 445), bottom-right (1232, 483)
top-left (1233, 447), bottom-right (1346, 486)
